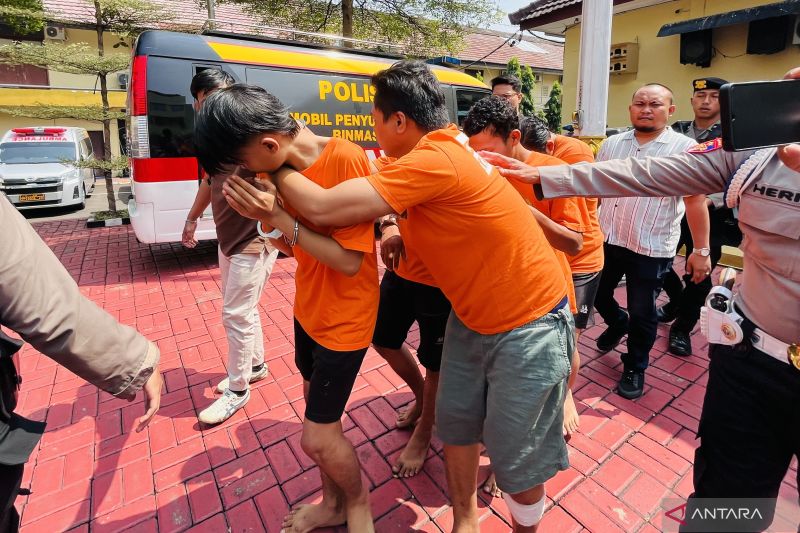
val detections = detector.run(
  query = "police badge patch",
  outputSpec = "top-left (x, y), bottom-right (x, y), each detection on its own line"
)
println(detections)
top-left (688, 137), bottom-right (723, 153)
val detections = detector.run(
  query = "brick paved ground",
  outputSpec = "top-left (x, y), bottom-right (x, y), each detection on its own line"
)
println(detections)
top-left (11, 221), bottom-right (796, 532)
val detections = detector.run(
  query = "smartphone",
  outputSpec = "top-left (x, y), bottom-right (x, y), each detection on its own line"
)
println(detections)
top-left (720, 78), bottom-right (800, 151)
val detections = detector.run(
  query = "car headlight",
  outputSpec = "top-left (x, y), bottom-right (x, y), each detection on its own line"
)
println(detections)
top-left (61, 169), bottom-right (81, 182)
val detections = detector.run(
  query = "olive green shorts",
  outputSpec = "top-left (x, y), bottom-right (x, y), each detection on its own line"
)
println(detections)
top-left (435, 305), bottom-right (575, 494)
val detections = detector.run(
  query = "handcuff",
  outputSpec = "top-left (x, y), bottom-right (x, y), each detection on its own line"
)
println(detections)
top-left (257, 221), bottom-right (283, 240)
top-left (700, 268), bottom-right (744, 345)
top-left (700, 285), bottom-right (745, 345)
top-left (378, 215), bottom-right (398, 232)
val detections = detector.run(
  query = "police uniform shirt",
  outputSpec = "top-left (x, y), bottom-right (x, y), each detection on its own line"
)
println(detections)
top-left (672, 120), bottom-right (722, 144)
top-left (536, 144), bottom-right (799, 345)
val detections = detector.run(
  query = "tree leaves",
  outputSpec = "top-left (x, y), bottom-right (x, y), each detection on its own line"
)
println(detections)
top-left (213, 0), bottom-right (501, 55)
top-left (0, 42), bottom-right (130, 75)
top-left (544, 80), bottom-right (562, 132)
top-left (504, 57), bottom-right (538, 117)
top-left (0, 104), bottom-right (126, 121)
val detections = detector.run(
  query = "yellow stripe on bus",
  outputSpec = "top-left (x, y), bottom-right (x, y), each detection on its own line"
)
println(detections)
top-left (207, 42), bottom-right (487, 89)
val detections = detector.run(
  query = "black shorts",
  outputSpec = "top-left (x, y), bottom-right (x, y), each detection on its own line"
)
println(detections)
top-left (294, 319), bottom-right (367, 424)
top-left (371, 271), bottom-right (451, 372)
top-left (572, 271), bottom-right (601, 330)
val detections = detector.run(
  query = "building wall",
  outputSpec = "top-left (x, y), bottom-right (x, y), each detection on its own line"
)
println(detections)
top-left (46, 28), bottom-right (130, 91)
top-left (560, 0), bottom-right (800, 127)
top-left (0, 27), bottom-right (129, 160)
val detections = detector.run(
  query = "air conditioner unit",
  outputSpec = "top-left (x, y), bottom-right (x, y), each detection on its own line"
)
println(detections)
top-left (44, 24), bottom-right (66, 40)
top-left (793, 15), bottom-right (800, 45)
top-left (117, 73), bottom-right (129, 90)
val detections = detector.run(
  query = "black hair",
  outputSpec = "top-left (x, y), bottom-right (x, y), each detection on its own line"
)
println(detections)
top-left (194, 84), bottom-right (300, 175)
top-left (519, 116), bottom-right (551, 153)
top-left (461, 95), bottom-right (519, 141)
top-left (190, 68), bottom-right (235, 100)
top-left (371, 60), bottom-right (449, 132)
top-left (633, 83), bottom-right (674, 104)
top-left (491, 74), bottom-right (522, 93)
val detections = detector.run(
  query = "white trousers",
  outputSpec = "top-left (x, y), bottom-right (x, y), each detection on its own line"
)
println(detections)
top-left (218, 246), bottom-right (278, 391)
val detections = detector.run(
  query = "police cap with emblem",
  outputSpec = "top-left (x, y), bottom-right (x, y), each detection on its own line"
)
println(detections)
top-left (692, 77), bottom-right (728, 92)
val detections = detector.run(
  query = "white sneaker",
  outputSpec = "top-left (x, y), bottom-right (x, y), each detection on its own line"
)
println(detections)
top-left (216, 364), bottom-right (269, 393)
top-left (198, 388), bottom-right (250, 425)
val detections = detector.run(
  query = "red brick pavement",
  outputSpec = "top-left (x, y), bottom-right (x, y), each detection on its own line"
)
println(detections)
top-left (11, 221), bottom-right (796, 532)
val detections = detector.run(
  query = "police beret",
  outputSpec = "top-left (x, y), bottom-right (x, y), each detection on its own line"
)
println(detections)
top-left (692, 77), bottom-right (728, 92)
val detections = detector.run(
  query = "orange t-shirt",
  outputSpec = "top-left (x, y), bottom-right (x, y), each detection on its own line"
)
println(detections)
top-left (504, 151), bottom-right (579, 313)
top-left (373, 156), bottom-right (437, 287)
top-left (552, 135), bottom-right (594, 164)
top-left (552, 136), bottom-right (604, 273)
top-left (290, 138), bottom-right (379, 351)
top-left (366, 125), bottom-right (567, 335)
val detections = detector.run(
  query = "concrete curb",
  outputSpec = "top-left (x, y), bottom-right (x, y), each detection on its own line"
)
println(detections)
top-left (86, 216), bottom-right (131, 228)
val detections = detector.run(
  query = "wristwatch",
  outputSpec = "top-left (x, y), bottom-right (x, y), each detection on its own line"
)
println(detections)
top-left (693, 247), bottom-right (711, 257)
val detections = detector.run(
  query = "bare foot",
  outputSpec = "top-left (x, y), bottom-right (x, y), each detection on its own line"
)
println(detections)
top-left (563, 389), bottom-right (580, 443)
top-left (393, 426), bottom-right (431, 478)
top-left (482, 472), bottom-right (501, 498)
top-left (281, 503), bottom-right (346, 533)
top-left (396, 401), bottom-right (421, 429)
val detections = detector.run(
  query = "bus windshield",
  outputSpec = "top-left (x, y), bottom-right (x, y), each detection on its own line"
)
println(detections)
top-left (0, 142), bottom-right (76, 164)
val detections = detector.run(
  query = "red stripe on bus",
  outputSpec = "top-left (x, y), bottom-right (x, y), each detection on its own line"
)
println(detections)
top-left (132, 157), bottom-right (199, 182)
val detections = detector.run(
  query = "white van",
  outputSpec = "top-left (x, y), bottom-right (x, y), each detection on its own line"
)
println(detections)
top-left (0, 126), bottom-right (96, 210)
top-left (126, 30), bottom-right (490, 244)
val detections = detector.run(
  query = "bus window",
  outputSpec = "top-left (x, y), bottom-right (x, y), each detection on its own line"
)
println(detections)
top-left (146, 57), bottom-right (202, 159)
top-left (455, 88), bottom-right (489, 126)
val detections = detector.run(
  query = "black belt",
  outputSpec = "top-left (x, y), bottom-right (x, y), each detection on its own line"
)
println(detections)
top-left (549, 296), bottom-right (568, 315)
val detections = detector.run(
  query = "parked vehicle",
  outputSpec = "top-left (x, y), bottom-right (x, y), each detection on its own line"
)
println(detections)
top-left (0, 127), bottom-right (96, 210)
top-left (126, 30), bottom-right (490, 244)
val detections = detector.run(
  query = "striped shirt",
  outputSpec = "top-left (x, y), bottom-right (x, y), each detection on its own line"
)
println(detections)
top-left (596, 128), bottom-right (697, 258)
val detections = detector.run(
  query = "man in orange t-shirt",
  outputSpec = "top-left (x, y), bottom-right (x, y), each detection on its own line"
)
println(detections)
top-left (370, 155), bottom-right (453, 480)
top-left (464, 96), bottom-right (592, 496)
top-left (194, 85), bottom-right (378, 533)
top-left (519, 114), bottom-right (605, 422)
top-left (266, 61), bottom-right (574, 532)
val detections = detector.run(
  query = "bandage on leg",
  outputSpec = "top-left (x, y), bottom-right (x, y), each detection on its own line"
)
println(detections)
top-left (503, 489), bottom-right (546, 527)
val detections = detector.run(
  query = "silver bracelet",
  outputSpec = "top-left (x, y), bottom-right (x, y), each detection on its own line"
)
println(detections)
top-left (284, 218), bottom-right (299, 247)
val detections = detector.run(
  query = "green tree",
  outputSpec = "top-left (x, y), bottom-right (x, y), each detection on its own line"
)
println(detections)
top-left (206, 0), bottom-right (501, 55)
top-left (0, 0), bottom-right (173, 213)
top-left (544, 80), bottom-right (562, 132)
top-left (504, 57), bottom-right (537, 117)
top-left (0, 0), bottom-right (45, 34)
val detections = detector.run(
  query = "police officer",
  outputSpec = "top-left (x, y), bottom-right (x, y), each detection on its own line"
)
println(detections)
top-left (659, 77), bottom-right (744, 356)
top-left (672, 77), bottom-right (727, 142)
top-left (0, 194), bottom-right (162, 532)
top-left (480, 66), bottom-right (800, 530)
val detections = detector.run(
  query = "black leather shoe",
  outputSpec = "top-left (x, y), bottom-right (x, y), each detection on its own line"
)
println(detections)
top-left (596, 321), bottom-right (628, 352)
top-left (656, 302), bottom-right (678, 323)
top-left (668, 327), bottom-right (693, 356)
top-left (617, 368), bottom-right (645, 399)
